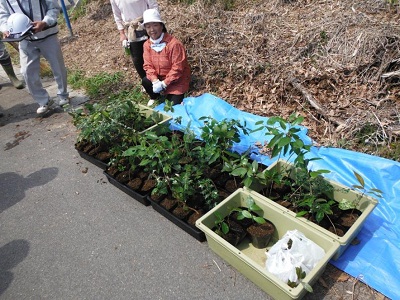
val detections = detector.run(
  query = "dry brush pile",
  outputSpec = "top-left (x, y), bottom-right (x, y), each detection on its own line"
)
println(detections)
top-left (60, 0), bottom-right (400, 159)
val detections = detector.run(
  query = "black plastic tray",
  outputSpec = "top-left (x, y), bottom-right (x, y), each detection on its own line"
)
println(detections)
top-left (77, 150), bottom-right (108, 170)
top-left (148, 197), bottom-right (206, 242)
top-left (104, 172), bottom-right (151, 206)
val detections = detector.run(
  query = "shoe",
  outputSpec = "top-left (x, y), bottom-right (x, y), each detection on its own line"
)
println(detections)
top-left (36, 99), bottom-right (54, 114)
top-left (147, 99), bottom-right (155, 106)
top-left (58, 97), bottom-right (69, 106)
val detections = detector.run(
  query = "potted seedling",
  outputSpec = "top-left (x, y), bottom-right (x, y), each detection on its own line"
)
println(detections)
top-left (245, 113), bottom-right (382, 259)
top-left (196, 188), bottom-right (340, 300)
top-left (231, 196), bottom-right (275, 249)
top-left (70, 96), bottom-right (171, 170)
top-left (213, 211), bottom-right (247, 246)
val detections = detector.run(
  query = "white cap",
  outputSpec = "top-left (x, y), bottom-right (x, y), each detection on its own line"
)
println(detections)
top-left (142, 9), bottom-right (164, 25)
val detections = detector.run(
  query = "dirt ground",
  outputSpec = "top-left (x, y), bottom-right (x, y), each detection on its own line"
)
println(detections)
top-left (56, 0), bottom-right (395, 299)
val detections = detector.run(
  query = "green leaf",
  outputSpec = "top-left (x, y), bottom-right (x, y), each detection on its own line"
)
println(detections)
top-left (249, 203), bottom-right (262, 212)
top-left (237, 214), bottom-right (245, 220)
top-left (370, 188), bottom-right (383, 195)
top-left (296, 211), bottom-right (308, 217)
top-left (352, 185), bottom-right (364, 190)
top-left (303, 282), bottom-right (313, 293)
top-left (268, 135), bottom-right (281, 148)
top-left (338, 198), bottom-right (356, 210)
top-left (221, 222), bottom-right (229, 234)
top-left (253, 216), bottom-right (266, 224)
top-left (315, 211), bottom-right (324, 222)
top-left (231, 167), bottom-right (248, 177)
top-left (243, 177), bottom-right (253, 188)
top-left (277, 136), bottom-right (291, 147)
top-left (353, 171), bottom-right (365, 188)
top-left (251, 160), bottom-right (259, 172)
top-left (242, 210), bottom-right (252, 219)
top-left (292, 115), bottom-right (304, 126)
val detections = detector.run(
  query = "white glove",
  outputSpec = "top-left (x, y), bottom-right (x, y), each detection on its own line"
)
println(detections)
top-left (122, 40), bottom-right (130, 48)
top-left (152, 80), bottom-right (167, 93)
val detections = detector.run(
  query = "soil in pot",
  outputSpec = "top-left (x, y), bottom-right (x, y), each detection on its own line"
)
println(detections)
top-left (187, 208), bottom-right (206, 226)
top-left (141, 178), bottom-right (156, 193)
top-left (115, 170), bottom-right (135, 184)
top-left (76, 141), bottom-right (112, 162)
top-left (160, 197), bottom-right (178, 211)
top-left (220, 220), bottom-right (247, 246)
top-left (247, 220), bottom-right (275, 249)
top-left (172, 204), bottom-right (192, 220)
top-left (149, 193), bottom-right (165, 203)
top-left (260, 186), bottom-right (363, 237)
top-left (186, 194), bottom-right (206, 210)
top-left (95, 151), bottom-right (112, 162)
top-left (225, 178), bottom-right (240, 193)
top-left (126, 178), bottom-right (142, 191)
top-left (229, 209), bottom-right (254, 229)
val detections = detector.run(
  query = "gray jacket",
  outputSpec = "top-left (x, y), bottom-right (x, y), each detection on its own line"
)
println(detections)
top-left (0, 0), bottom-right (59, 40)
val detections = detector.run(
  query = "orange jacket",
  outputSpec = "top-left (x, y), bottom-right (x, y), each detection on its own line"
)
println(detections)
top-left (143, 33), bottom-right (191, 95)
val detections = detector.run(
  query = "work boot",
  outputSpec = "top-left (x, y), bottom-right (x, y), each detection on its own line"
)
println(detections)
top-left (0, 57), bottom-right (24, 89)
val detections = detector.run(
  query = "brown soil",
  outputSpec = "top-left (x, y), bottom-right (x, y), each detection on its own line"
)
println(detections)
top-left (126, 178), bottom-right (142, 190)
top-left (115, 170), bottom-right (133, 184)
top-left (160, 197), bottom-right (178, 211)
top-left (141, 178), bottom-right (156, 192)
top-left (187, 209), bottom-right (205, 226)
top-left (247, 221), bottom-right (275, 238)
top-left (172, 205), bottom-right (192, 220)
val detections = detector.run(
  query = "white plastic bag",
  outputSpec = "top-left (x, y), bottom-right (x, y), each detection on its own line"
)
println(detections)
top-left (265, 229), bottom-right (325, 285)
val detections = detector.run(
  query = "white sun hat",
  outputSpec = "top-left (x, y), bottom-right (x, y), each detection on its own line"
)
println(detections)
top-left (142, 9), bottom-right (164, 25)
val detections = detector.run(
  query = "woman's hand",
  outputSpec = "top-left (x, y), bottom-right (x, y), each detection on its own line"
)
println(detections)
top-left (152, 80), bottom-right (167, 93)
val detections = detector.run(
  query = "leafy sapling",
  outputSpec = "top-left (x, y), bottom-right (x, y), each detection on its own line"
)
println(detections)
top-left (231, 196), bottom-right (266, 225)
top-left (214, 211), bottom-right (230, 235)
top-left (338, 171), bottom-right (383, 211)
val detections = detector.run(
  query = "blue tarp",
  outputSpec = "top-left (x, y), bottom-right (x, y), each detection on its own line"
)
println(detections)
top-left (155, 93), bottom-right (400, 299)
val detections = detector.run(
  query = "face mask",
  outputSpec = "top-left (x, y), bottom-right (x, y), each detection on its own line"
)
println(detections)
top-left (150, 33), bottom-right (166, 52)
top-left (151, 42), bottom-right (166, 52)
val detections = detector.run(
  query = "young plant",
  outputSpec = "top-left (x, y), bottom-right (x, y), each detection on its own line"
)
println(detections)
top-left (287, 266), bottom-right (313, 292)
top-left (214, 211), bottom-right (230, 235)
top-left (231, 196), bottom-right (266, 225)
top-left (199, 116), bottom-right (249, 166)
top-left (253, 113), bottom-right (312, 167)
top-left (338, 171), bottom-right (383, 211)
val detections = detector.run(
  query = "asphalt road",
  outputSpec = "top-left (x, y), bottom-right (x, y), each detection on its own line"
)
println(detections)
top-left (0, 68), bottom-right (387, 300)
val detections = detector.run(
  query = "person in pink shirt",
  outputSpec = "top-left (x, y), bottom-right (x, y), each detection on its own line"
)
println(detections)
top-left (110, 0), bottom-right (158, 79)
top-left (142, 8), bottom-right (191, 106)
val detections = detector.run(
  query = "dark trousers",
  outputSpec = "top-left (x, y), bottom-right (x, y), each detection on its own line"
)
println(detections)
top-left (129, 40), bottom-right (146, 79)
top-left (142, 77), bottom-right (184, 105)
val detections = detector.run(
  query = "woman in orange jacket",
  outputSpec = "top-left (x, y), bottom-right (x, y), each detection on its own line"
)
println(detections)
top-left (142, 9), bottom-right (191, 106)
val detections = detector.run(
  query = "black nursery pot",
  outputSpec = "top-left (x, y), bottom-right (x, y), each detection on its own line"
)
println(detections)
top-left (247, 221), bottom-right (275, 249)
top-left (222, 220), bottom-right (247, 246)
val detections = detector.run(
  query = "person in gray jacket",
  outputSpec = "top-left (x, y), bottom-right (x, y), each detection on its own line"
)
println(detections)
top-left (0, 0), bottom-right (69, 114)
